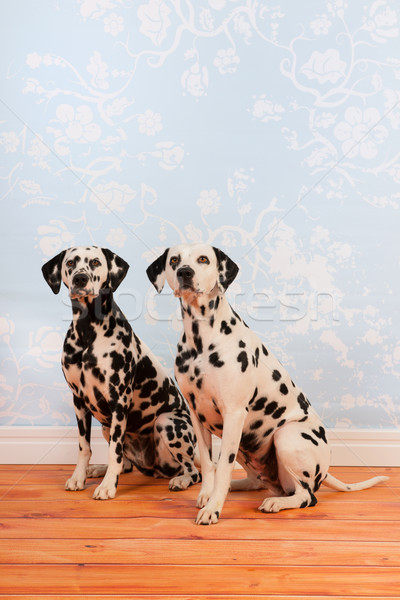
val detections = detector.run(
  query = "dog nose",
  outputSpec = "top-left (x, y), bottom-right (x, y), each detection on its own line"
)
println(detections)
top-left (177, 266), bottom-right (195, 280)
top-left (72, 273), bottom-right (89, 289)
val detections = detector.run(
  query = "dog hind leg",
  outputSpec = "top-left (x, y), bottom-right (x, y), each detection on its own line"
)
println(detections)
top-left (258, 421), bottom-right (330, 513)
top-left (154, 412), bottom-right (200, 491)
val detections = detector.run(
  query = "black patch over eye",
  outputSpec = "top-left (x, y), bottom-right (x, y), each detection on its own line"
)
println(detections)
top-left (66, 260), bottom-right (74, 267)
top-left (170, 256), bottom-right (179, 265)
top-left (198, 256), bottom-right (210, 264)
top-left (90, 259), bottom-right (101, 268)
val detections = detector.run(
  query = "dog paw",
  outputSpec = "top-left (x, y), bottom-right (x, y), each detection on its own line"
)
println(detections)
top-left (65, 477), bottom-right (85, 491)
top-left (168, 473), bottom-right (193, 491)
top-left (93, 482), bottom-right (117, 500)
top-left (258, 497), bottom-right (284, 513)
top-left (195, 504), bottom-right (220, 525)
top-left (86, 464), bottom-right (107, 478)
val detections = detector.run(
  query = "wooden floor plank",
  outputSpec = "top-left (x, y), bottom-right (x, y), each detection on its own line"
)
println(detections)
top-left (1, 565), bottom-right (399, 596)
top-left (0, 538), bottom-right (398, 566)
top-left (1, 517), bottom-right (399, 542)
top-left (3, 597), bottom-right (395, 600)
top-left (1, 483), bottom-right (399, 503)
top-left (0, 498), bottom-right (399, 520)
top-left (0, 466), bottom-right (396, 486)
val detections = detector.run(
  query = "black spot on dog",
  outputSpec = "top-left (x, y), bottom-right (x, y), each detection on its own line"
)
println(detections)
top-left (264, 401), bottom-right (278, 415)
top-left (237, 351), bottom-right (248, 372)
top-left (263, 427), bottom-right (274, 438)
top-left (228, 453), bottom-right (235, 464)
top-left (297, 393), bottom-right (310, 414)
top-left (240, 432), bottom-right (261, 454)
top-left (209, 351), bottom-right (224, 368)
top-left (220, 320), bottom-right (232, 335)
top-left (272, 406), bottom-right (286, 420)
top-left (262, 345), bottom-right (269, 357)
top-left (272, 370), bottom-right (281, 381)
top-left (250, 419), bottom-right (263, 430)
top-left (301, 432), bottom-right (319, 446)
top-left (248, 387), bottom-right (258, 406)
top-left (312, 426), bottom-right (328, 444)
top-left (252, 396), bottom-right (267, 411)
top-left (279, 383), bottom-right (288, 395)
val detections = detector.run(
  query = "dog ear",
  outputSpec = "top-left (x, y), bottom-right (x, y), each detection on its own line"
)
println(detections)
top-left (213, 247), bottom-right (239, 291)
top-left (42, 250), bottom-right (67, 294)
top-left (101, 248), bottom-right (130, 292)
top-left (146, 248), bottom-right (169, 293)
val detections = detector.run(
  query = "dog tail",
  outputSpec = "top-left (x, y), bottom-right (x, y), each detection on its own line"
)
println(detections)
top-left (323, 472), bottom-right (389, 492)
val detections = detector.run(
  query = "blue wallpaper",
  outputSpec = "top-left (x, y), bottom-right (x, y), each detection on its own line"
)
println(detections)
top-left (0, 0), bottom-right (399, 429)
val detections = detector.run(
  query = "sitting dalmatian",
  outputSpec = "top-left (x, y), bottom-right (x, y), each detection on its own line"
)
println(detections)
top-left (147, 243), bottom-right (388, 524)
top-left (42, 246), bottom-right (199, 499)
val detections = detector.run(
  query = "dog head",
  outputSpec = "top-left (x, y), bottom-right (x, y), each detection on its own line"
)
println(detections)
top-left (42, 246), bottom-right (129, 299)
top-left (146, 244), bottom-right (238, 301)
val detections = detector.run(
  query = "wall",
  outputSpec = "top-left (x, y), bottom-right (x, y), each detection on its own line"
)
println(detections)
top-left (0, 1), bottom-right (399, 437)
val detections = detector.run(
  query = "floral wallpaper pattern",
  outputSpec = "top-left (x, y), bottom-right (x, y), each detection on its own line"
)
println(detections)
top-left (0, 0), bottom-right (399, 429)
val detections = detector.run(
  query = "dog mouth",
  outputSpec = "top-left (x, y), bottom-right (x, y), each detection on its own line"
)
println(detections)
top-left (69, 287), bottom-right (97, 300)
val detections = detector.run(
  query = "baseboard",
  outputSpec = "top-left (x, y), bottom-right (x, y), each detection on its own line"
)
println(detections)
top-left (0, 426), bottom-right (399, 467)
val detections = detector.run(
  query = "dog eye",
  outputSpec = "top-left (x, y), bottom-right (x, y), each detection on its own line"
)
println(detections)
top-left (90, 259), bottom-right (101, 267)
top-left (170, 256), bottom-right (179, 265)
top-left (66, 260), bottom-right (74, 267)
top-left (198, 256), bottom-right (210, 264)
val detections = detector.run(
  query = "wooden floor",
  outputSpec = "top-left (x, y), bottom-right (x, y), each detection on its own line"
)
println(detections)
top-left (0, 465), bottom-right (399, 599)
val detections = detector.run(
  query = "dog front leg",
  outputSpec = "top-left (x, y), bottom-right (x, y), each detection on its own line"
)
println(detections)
top-left (93, 399), bottom-right (127, 500)
top-left (65, 397), bottom-right (92, 491)
top-left (190, 412), bottom-right (214, 509)
top-left (195, 409), bottom-right (246, 525)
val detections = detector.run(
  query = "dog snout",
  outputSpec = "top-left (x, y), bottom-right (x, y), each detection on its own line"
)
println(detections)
top-left (72, 273), bottom-right (89, 289)
top-left (177, 266), bottom-right (195, 283)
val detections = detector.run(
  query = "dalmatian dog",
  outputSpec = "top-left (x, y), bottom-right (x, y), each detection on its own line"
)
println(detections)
top-left (42, 246), bottom-right (199, 500)
top-left (147, 243), bottom-right (388, 525)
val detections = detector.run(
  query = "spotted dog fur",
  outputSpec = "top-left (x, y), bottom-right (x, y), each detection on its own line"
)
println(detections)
top-left (147, 243), bottom-right (388, 524)
top-left (42, 246), bottom-right (199, 499)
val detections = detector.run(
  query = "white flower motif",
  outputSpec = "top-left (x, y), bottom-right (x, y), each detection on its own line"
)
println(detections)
top-left (138, 0), bottom-right (171, 46)
top-left (26, 52), bottom-right (42, 69)
top-left (301, 49), bottom-right (347, 84)
top-left (363, 1), bottom-right (398, 43)
top-left (0, 132), bottom-right (20, 153)
top-left (155, 142), bottom-right (184, 170)
top-left (334, 107), bottom-right (388, 159)
top-left (28, 327), bottom-right (63, 369)
top-left (104, 12), bottom-right (124, 36)
top-left (252, 98), bottom-right (284, 122)
top-left (233, 15), bottom-right (253, 42)
top-left (87, 51), bottom-right (109, 89)
top-left (37, 221), bottom-right (75, 257)
top-left (106, 228), bottom-right (127, 248)
top-left (28, 136), bottom-right (50, 169)
top-left (185, 223), bottom-right (203, 243)
top-left (213, 48), bottom-right (240, 74)
top-left (79, 0), bottom-right (116, 19)
top-left (197, 189), bottom-right (221, 214)
top-left (90, 181), bottom-right (136, 214)
top-left (49, 104), bottom-right (101, 155)
top-left (310, 14), bottom-right (332, 35)
top-left (181, 63), bottom-right (209, 97)
top-left (138, 110), bottom-right (162, 136)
